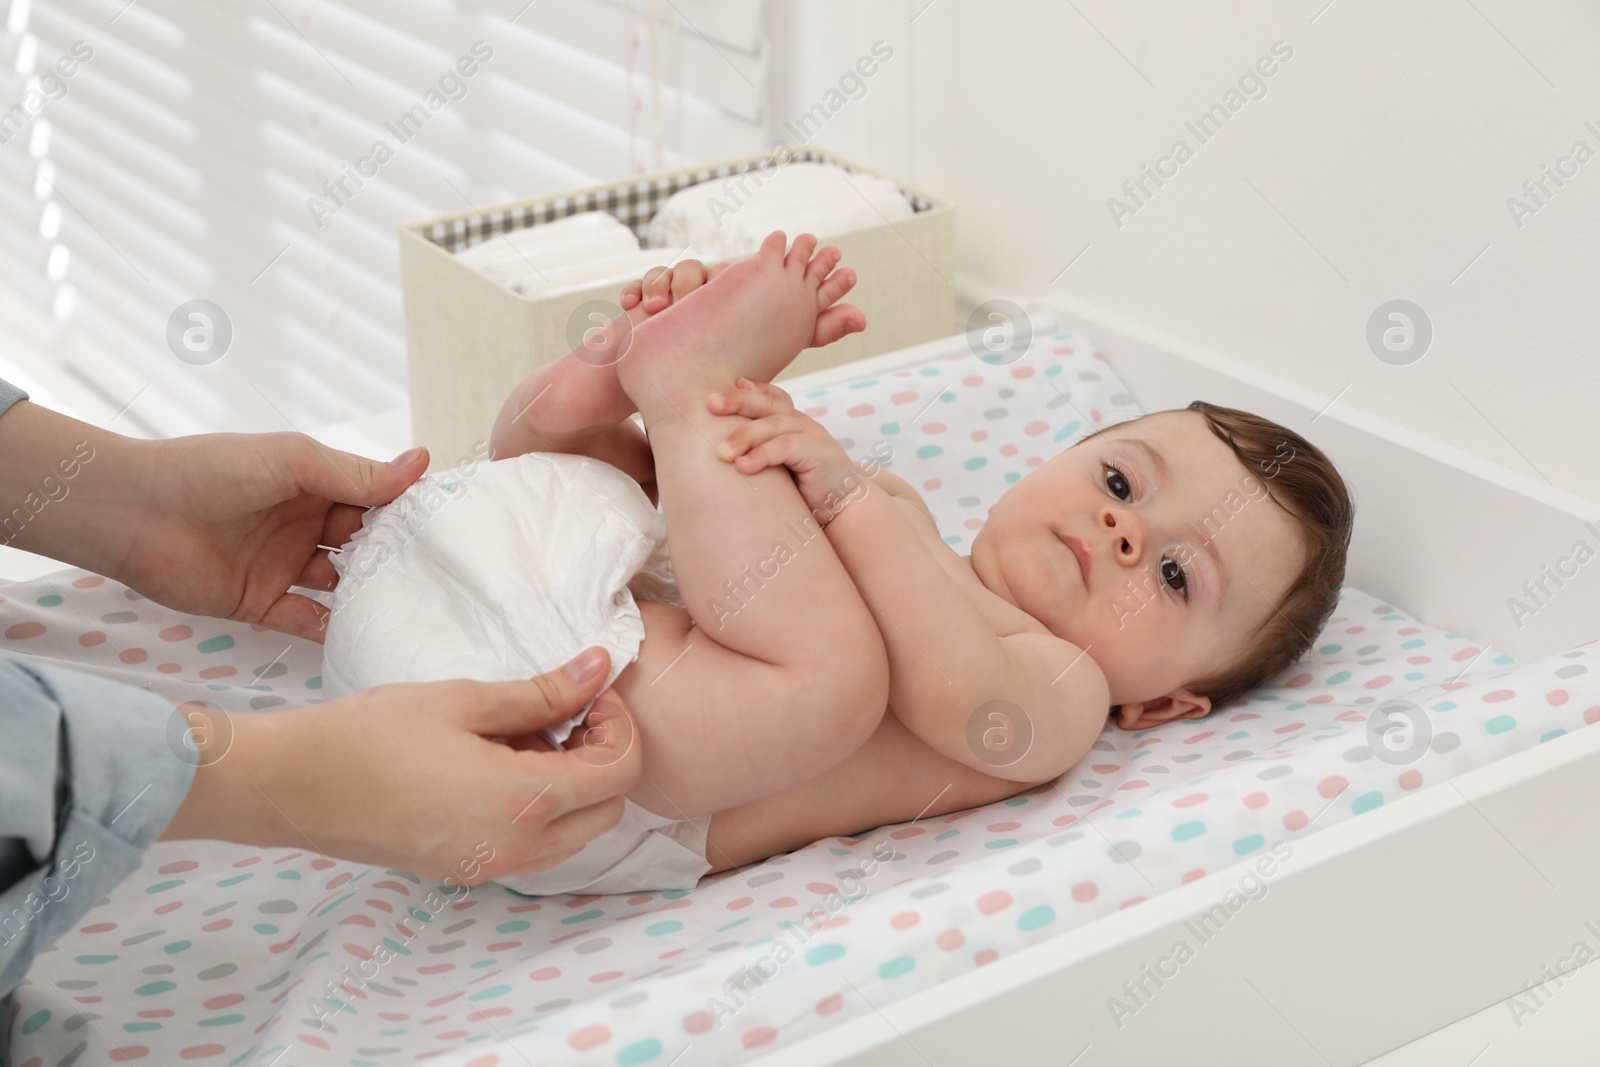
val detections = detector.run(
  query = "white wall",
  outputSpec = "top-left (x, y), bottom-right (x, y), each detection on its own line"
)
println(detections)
top-left (769, 0), bottom-right (1600, 506)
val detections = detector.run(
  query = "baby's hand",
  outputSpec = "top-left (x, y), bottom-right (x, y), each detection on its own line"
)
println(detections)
top-left (709, 380), bottom-right (866, 522)
top-left (620, 260), bottom-right (728, 315)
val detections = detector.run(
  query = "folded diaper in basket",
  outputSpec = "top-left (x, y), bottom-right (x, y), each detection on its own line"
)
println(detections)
top-left (322, 452), bottom-right (679, 748)
top-left (645, 161), bottom-right (912, 260)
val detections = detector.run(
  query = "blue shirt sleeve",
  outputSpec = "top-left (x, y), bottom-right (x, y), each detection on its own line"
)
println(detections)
top-left (0, 378), bottom-right (28, 419)
top-left (0, 653), bottom-right (195, 996)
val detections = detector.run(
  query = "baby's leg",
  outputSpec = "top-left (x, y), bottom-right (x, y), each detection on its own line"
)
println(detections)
top-left (489, 296), bottom-right (655, 493)
top-left (489, 254), bottom-right (856, 502)
top-left (604, 235), bottom-right (887, 818)
top-left (490, 263), bottom-right (748, 502)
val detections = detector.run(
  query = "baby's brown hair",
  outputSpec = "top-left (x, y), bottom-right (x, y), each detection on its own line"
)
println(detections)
top-left (1082, 401), bottom-right (1356, 712)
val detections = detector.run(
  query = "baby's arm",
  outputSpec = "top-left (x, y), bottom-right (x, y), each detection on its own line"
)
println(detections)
top-left (711, 384), bottom-right (1110, 782)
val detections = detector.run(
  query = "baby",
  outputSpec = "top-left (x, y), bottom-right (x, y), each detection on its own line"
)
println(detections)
top-left (488, 232), bottom-right (1355, 881)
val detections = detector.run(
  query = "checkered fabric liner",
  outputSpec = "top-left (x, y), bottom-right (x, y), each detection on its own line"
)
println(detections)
top-left (418, 148), bottom-right (937, 253)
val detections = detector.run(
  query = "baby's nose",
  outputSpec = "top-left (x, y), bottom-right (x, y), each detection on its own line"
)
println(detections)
top-left (1101, 508), bottom-right (1142, 562)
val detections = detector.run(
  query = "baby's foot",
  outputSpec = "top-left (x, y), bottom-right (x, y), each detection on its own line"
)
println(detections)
top-left (616, 232), bottom-right (864, 422)
top-left (625, 252), bottom-right (862, 348)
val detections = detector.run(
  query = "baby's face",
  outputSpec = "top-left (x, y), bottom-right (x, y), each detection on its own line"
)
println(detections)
top-left (968, 410), bottom-right (1304, 720)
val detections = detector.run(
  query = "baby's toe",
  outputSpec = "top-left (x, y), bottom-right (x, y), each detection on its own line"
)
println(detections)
top-left (816, 266), bottom-right (857, 310)
top-left (785, 233), bottom-right (819, 272)
top-left (805, 246), bottom-right (842, 286)
top-left (758, 230), bottom-right (789, 261)
top-left (670, 260), bottom-right (707, 302)
top-left (812, 303), bottom-right (866, 348)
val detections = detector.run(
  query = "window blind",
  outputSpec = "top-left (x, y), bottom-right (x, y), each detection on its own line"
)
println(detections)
top-left (0, 0), bottom-right (768, 437)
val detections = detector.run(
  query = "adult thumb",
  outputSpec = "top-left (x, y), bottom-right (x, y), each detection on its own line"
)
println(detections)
top-left (472, 647), bottom-right (615, 737)
top-left (287, 434), bottom-right (430, 508)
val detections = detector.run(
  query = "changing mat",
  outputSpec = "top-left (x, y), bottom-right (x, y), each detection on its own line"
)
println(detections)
top-left (3, 332), bottom-right (1598, 1067)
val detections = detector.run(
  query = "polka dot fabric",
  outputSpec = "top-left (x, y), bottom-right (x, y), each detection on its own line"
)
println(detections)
top-left (0, 572), bottom-right (327, 714)
top-left (4, 332), bottom-right (1598, 1066)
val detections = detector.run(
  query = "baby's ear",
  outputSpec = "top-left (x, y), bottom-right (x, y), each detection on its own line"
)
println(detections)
top-left (1113, 690), bottom-right (1212, 731)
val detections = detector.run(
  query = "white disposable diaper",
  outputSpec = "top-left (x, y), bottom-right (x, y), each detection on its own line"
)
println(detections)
top-left (322, 451), bottom-right (680, 749)
top-left (496, 799), bottom-right (713, 897)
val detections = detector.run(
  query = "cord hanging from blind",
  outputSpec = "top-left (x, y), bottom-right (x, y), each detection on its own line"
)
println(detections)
top-left (623, 0), bottom-right (686, 176)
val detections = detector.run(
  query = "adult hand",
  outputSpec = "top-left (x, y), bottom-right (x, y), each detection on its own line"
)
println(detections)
top-left (162, 647), bottom-right (644, 884)
top-left (0, 398), bottom-right (429, 643)
top-left (119, 431), bottom-right (430, 643)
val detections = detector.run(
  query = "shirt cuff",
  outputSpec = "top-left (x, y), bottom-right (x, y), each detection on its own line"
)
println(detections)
top-left (0, 377), bottom-right (29, 420)
top-left (0, 656), bottom-right (194, 995)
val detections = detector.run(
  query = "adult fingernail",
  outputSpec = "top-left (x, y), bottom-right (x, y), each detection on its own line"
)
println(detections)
top-left (565, 647), bottom-right (606, 682)
top-left (390, 446), bottom-right (425, 468)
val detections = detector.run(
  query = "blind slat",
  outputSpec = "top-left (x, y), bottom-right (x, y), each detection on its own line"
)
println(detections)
top-left (2, 0), bottom-right (766, 437)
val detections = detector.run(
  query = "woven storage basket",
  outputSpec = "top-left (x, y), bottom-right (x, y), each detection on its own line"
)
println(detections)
top-left (398, 147), bottom-right (955, 467)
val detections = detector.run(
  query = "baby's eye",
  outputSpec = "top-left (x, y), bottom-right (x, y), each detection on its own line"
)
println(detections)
top-left (1161, 557), bottom-right (1189, 600)
top-left (1103, 464), bottom-right (1132, 501)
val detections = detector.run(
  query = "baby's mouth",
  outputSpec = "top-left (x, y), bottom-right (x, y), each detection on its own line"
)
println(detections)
top-left (1056, 531), bottom-right (1092, 590)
